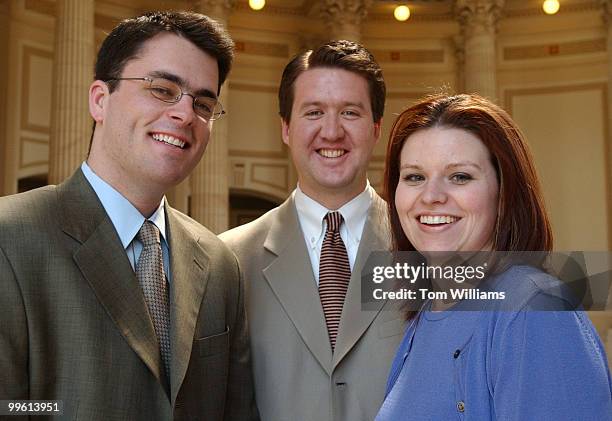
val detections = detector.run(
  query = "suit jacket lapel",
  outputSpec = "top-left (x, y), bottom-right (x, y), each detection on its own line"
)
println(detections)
top-left (59, 170), bottom-right (164, 385)
top-left (165, 205), bottom-right (209, 404)
top-left (333, 193), bottom-right (391, 369)
top-left (262, 198), bottom-right (333, 375)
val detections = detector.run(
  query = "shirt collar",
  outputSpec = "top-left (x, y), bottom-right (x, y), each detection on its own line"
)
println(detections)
top-left (294, 181), bottom-right (372, 242)
top-left (81, 162), bottom-right (167, 249)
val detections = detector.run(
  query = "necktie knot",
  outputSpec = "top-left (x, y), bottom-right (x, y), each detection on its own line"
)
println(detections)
top-left (325, 211), bottom-right (343, 233)
top-left (137, 221), bottom-right (160, 247)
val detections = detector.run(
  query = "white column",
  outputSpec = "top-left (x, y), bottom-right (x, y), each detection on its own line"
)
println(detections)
top-left (320, 0), bottom-right (373, 42)
top-left (190, 0), bottom-right (234, 233)
top-left (454, 0), bottom-right (504, 101)
top-left (48, 0), bottom-right (94, 184)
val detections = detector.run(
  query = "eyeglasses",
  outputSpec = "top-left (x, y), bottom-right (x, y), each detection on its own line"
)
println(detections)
top-left (105, 77), bottom-right (225, 121)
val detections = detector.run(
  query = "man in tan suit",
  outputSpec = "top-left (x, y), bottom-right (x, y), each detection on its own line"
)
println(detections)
top-left (220, 40), bottom-right (404, 421)
top-left (0, 11), bottom-right (257, 420)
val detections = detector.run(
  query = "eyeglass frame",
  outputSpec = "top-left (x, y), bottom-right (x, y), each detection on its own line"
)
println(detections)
top-left (104, 76), bottom-right (226, 121)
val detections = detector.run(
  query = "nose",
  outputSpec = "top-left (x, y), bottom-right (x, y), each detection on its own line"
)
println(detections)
top-left (420, 178), bottom-right (448, 205)
top-left (166, 94), bottom-right (196, 125)
top-left (319, 115), bottom-right (344, 141)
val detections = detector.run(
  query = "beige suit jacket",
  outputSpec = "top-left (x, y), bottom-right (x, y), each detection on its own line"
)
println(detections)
top-left (220, 191), bottom-right (404, 421)
top-left (0, 170), bottom-right (258, 421)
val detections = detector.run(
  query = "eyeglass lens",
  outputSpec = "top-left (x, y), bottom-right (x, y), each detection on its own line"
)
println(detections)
top-left (147, 78), bottom-right (222, 121)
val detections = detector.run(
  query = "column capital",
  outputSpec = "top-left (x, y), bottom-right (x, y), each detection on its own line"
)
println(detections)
top-left (320, 0), bottom-right (373, 38)
top-left (454, 0), bottom-right (505, 38)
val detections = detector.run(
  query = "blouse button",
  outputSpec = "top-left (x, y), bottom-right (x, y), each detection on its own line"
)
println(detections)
top-left (457, 401), bottom-right (465, 412)
top-left (453, 349), bottom-right (461, 359)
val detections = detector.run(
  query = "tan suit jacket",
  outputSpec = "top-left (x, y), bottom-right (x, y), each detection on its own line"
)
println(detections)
top-left (220, 192), bottom-right (404, 421)
top-left (0, 170), bottom-right (258, 421)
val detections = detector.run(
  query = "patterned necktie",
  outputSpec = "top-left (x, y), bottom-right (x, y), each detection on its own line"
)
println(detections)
top-left (136, 221), bottom-right (171, 384)
top-left (318, 211), bottom-right (351, 352)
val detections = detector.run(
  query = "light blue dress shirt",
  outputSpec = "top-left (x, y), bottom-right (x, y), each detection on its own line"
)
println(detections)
top-left (81, 162), bottom-right (171, 280)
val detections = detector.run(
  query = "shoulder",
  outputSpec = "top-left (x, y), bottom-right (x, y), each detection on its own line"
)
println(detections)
top-left (0, 186), bottom-right (58, 241)
top-left (489, 265), bottom-right (581, 311)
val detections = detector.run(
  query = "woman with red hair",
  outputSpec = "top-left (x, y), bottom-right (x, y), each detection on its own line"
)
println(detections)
top-left (375, 94), bottom-right (612, 420)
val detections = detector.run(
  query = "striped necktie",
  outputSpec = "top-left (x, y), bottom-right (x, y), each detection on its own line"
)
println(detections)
top-left (318, 211), bottom-right (351, 351)
top-left (136, 221), bottom-right (171, 387)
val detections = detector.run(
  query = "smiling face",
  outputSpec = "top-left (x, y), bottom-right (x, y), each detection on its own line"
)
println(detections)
top-left (88, 32), bottom-right (219, 210)
top-left (282, 68), bottom-right (381, 208)
top-left (394, 126), bottom-right (499, 252)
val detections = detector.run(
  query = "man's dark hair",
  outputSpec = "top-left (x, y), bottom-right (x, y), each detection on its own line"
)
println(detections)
top-left (278, 40), bottom-right (385, 123)
top-left (89, 10), bottom-right (234, 152)
top-left (95, 10), bottom-right (234, 94)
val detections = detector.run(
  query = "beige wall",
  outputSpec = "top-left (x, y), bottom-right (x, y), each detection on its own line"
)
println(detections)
top-left (0, 1), bottom-right (10, 195)
top-left (2, 1), bottom-right (611, 250)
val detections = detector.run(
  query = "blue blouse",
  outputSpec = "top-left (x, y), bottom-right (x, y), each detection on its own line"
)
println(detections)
top-left (376, 266), bottom-right (612, 421)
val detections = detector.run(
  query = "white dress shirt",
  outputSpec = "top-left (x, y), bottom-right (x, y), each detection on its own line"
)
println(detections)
top-left (81, 162), bottom-right (171, 280)
top-left (294, 182), bottom-right (373, 285)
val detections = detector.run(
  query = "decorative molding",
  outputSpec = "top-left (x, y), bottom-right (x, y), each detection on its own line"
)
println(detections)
top-left (504, 82), bottom-right (611, 250)
top-left (367, 11), bottom-right (453, 22)
top-left (371, 49), bottom-right (445, 64)
top-left (19, 136), bottom-right (48, 169)
top-left (504, 82), bottom-right (607, 115)
top-left (506, 1), bottom-right (600, 18)
top-left (504, 38), bottom-right (606, 61)
top-left (20, 46), bottom-right (53, 135)
top-left (232, 162), bottom-right (246, 187)
top-left (251, 163), bottom-right (289, 191)
top-left (233, 1), bottom-right (312, 17)
top-left (24, 0), bottom-right (55, 16)
top-left (234, 40), bottom-right (289, 58)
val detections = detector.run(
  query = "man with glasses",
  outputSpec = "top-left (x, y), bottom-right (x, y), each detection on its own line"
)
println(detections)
top-left (0, 11), bottom-right (257, 421)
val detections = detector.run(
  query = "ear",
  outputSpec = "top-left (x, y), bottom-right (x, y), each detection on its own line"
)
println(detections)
top-left (281, 118), bottom-right (290, 146)
top-left (89, 80), bottom-right (109, 124)
top-left (373, 118), bottom-right (383, 144)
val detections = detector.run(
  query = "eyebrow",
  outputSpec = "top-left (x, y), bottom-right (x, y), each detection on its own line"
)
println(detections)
top-left (149, 70), bottom-right (217, 100)
top-left (298, 100), bottom-right (366, 110)
top-left (399, 161), bottom-right (483, 171)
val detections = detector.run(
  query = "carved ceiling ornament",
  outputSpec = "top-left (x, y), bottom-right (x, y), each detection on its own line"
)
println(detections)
top-left (320, 0), bottom-right (373, 28)
top-left (454, 0), bottom-right (505, 38)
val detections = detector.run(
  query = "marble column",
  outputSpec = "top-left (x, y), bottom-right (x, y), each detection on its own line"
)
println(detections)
top-left (190, 0), bottom-right (235, 233)
top-left (454, 0), bottom-right (504, 101)
top-left (600, 0), bottom-right (612, 362)
top-left (320, 0), bottom-right (373, 42)
top-left (48, 0), bottom-right (94, 184)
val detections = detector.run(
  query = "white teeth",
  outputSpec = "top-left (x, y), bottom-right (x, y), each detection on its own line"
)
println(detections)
top-left (420, 215), bottom-right (457, 225)
top-left (318, 149), bottom-right (345, 158)
top-left (152, 133), bottom-right (185, 149)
